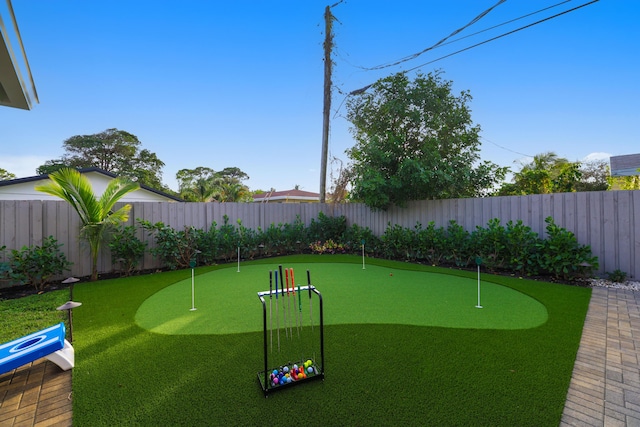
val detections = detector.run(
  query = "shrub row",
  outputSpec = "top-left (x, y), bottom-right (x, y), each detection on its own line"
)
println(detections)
top-left (0, 213), bottom-right (599, 287)
top-left (129, 213), bottom-right (598, 281)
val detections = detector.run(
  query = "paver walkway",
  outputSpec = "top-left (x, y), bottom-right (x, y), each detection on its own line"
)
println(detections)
top-left (561, 287), bottom-right (640, 426)
top-left (0, 286), bottom-right (638, 426)
top-left (0, 359), bottom-right (72, 427)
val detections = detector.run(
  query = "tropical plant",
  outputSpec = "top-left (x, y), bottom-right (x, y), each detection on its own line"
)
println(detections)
top-left (498, 152), bottom-right (583, 195)
top-left (177, 166), bottom-right (251, 202)
top-left (35, 168), bottom-right (139, 281)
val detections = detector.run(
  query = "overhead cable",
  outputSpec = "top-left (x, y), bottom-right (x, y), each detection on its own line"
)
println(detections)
top-left (363, 0), bottom-right (508, 71)
top-left (348, 0), bottom-right (599, 95)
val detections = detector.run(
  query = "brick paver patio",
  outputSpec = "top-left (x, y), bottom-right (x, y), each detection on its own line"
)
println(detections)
top-left (561, 287), bottom-right (640, 426)
top-left (0, 359), bottom-right (72, 427)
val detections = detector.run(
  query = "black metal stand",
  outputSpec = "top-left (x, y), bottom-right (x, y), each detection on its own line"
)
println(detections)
top-left (257, 285), bottom-right (324, 396)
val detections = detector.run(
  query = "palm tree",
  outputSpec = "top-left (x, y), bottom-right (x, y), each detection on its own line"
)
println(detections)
top-left (181, 177), bottom-right (219, 202)
top-left (35, 168), bottom-right (140, 281)
top-left (216, 180), bottom-right (251, 202)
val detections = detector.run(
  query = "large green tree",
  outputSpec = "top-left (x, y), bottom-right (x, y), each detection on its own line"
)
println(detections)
top-left (346, 71), bottom-right (507, 210)
top-left (35, 168), bottom-right (139, 281)
top-left (176, 166), bottom-right (251, 202)
top-left (37, 129), bottom-right (166, 190)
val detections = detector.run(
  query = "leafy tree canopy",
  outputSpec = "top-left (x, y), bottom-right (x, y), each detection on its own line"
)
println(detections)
top-left (0, 168), bottom-right (16, 180)
top-left (609, 174), bottom-right (640, 190)
top-left (345, 71), bottom-right (507, 210)
top-left (176, 166), bottom-right (251, 202)
top-left (497, 152), bottom-right (583, 195)
top-left (37, 128), bottom-right (166, 191)
top-left (575, 159), bottom-right (609, 192)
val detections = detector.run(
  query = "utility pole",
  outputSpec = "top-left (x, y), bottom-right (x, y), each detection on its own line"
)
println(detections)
top-left (319, 5), bottom-right (334, 203)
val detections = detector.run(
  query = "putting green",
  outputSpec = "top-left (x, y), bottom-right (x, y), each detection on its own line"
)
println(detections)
top-left (135, 262), bottom-right (548, 335)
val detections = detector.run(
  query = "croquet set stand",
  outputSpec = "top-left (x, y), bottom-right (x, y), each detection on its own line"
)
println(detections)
top-left (256, 285), bottom-right (324, 396)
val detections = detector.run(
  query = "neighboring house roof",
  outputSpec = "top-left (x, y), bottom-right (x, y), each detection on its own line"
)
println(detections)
top-left (610, 154), bottom-right (640, 177)
top-left (252, 189), bottom-right (320, 203)
top-left (0, 167), bottom-right (183, 202)
top-left (0, 1), bottom-right (38, 110)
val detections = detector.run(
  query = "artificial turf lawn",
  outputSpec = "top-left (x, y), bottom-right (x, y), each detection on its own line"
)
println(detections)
top-left (71, 255), bottom-right (591, 426)
top-left (135, 263), bottom-right (548, 334)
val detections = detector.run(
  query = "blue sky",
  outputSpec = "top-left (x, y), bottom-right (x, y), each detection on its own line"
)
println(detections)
top-left (2, 0), bottom-right (638, 193)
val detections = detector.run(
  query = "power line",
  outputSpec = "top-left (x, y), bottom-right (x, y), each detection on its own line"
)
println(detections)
top-left (361, 0), bottom-right (508, 71)
top-left (403, 0), bottom-right (599, 73)
top-left (348, 0), bottom-right (599, 95)
top-left (417, 0), bottom-right (573, 56)
top-left (480, 136), bottom-right (533, 159)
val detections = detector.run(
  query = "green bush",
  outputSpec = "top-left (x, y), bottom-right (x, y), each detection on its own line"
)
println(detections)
top-left (281, 216), bottom-right (308, 254)
top-left (380, 223), bottom-right (416, 260)
top-left (415, 221), bottom-right (447, 266)
top-left (216, 215), bottom-right (240, 262)
top-left (504, 220), bottom-right (542, 276)
top-left (307, 211), bottom-right (346, 242)
top-left (109, 225), bottom-right (148, 276)
top-left (537, 217), bottom-right (598, 280)
top-left (139, 220), bottom-right (200, 270)
top-left (343, 223), bottom-right (379, 256)
top-left (471, 218), bottom-right (507, 271)
top-left (445, 220), bottom-right (473, 267)
top-left (2, 236), bottom-right (72, 290)
top-left (606, 269), bottom-right (627, 283)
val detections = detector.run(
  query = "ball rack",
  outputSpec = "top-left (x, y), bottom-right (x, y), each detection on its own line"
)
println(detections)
top-left (256, 284), bottom-right (324, 396)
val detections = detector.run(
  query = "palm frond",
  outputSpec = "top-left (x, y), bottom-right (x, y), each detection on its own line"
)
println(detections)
top-left (100, 178), bottom-right (140, 213)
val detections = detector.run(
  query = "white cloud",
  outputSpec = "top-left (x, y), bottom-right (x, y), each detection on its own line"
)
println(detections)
top-left (0, 155), bottom-right (47, 178)
top-left (582, 152), bottom-right (611, 162)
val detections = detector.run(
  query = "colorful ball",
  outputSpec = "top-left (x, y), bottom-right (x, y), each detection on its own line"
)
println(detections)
top-left (273, 377), bottom-right (279, 385)
top-left (283, 366), bottom-right (289, 373)
top-left (307, 366), bottom-right (314, 374)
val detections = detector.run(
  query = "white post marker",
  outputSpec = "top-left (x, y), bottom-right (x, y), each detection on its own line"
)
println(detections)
top-left (475, 256), bottom-right (483, 309)
top-left (237, 246), bottom-right (240, 272)
top-left (362, 239), bottom-right (366, 270)
top-left (190, 260), bottom-right (197, 311)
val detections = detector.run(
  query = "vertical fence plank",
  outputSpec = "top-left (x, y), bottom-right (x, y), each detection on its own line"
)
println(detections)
top-left (602, 192), bottom-right (617, 274)
top-left (632, 191), bottom-right (640, 279)
top-left (616, 191), bottom-right (632, 276)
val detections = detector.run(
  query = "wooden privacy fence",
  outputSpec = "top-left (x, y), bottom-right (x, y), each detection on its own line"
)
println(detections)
top-left (0, 190), bottom-right (638, 280)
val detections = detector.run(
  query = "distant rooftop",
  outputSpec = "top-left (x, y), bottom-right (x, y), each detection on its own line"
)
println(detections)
top-left (610, 154), bottom-right (640, 177)
top-left (252, 189), bottom-right (320, 203)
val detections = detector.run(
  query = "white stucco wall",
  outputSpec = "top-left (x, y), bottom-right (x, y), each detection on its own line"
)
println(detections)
top-left (0, 172), bottom-right (178, 202)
